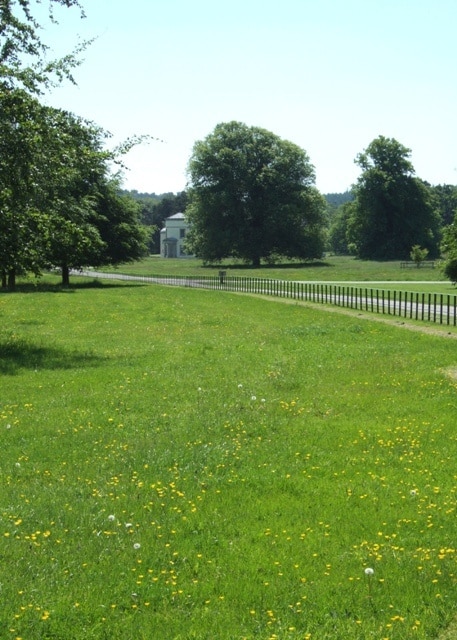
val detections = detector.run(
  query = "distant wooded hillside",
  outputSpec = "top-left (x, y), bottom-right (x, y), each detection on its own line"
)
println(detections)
top-left (324, 191), bottom-right (354, 207)
top-left (122, 189), bottom-right (354, 207)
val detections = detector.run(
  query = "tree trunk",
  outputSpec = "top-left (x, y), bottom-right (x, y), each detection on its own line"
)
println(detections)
top-left (7, 269), bottom-right (16, 291)
top-left (252, 256), bottom-right (261, 268)
top-left (1, 271), bottom-right (6, 289)
top-left (61, 263), bottom-right (70, 287)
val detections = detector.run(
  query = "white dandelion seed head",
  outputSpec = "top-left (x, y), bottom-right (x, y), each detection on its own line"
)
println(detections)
top-left (410, 489), bottom-right (417, 497)
top-left (108, 515), bottom-right (115, 522)
top-left (125, 522), bottom-right (133, 528)
top-left (364, 567), bottom-right (374, 576)
top-left (133, 542), bottom-right (141, 550)
top-left (238, 384), bottom-right (243, 389)
top-left (251, 395), bottom-right (257, 401)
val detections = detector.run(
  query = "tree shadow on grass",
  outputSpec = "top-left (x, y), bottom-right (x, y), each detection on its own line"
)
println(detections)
top-left (201, 260), bottom-right (333, 270)
top-left (0, 336), bottom-right (107, 375)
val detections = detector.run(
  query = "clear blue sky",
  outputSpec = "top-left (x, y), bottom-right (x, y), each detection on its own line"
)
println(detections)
top-left (41, 0), bottom-right (457, 195)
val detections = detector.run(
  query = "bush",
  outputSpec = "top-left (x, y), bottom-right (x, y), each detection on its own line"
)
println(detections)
top-left (444, 257), bottom-right (457, 284)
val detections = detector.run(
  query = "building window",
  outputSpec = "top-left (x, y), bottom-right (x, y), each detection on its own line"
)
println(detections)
top-left (180, 228), bottom-right (186, 239)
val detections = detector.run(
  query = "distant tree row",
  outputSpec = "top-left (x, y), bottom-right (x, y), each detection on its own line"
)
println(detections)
top-left (182, 124), bottom-right (457, 270)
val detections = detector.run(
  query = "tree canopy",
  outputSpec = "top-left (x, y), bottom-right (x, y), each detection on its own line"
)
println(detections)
top-left (346, 136), bottom-right (441, 260)
top-left (0, 1), bottom-right (151, 289)
top-left (185, 121), bottom-right (326, 266)
top-left (0, 87), bottom-right (150, 288)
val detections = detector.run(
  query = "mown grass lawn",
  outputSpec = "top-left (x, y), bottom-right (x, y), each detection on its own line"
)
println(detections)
top-left (102, 254), bottom-right (448, 286)
top-left (1, 278), bottom-right (457, 639)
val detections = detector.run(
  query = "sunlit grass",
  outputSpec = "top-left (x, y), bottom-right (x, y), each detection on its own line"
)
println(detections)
top-left (102, 254), bottom-right (447, 286)
top-left (1, 280), bottom-right (457, 638)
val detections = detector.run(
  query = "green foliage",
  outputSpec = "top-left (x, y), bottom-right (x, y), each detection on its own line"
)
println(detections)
top-left (2, 282), bottom-right (457, 638)
top-left (443, 257), bottom-right (457, 285)
top-left (410, 244), bottom-right (429, 265)
top-left (324, 190), bottom-right (354, 209)
top-left (0, 0), bottom-right (87, 93)
top-left (348, 136), bottom-right (441, 260)
top-left (186, 121), bottom-right (327, 266)
top-left (430, 183), bottom-right (457, 226)
top-left (328, 201), bottom-right (355, 255)
top-left (441, 217), bottom-right (457, 285)
top-left (0, 87), bottom-right (54, 286)
top-left (92, 180), bottom-right (150, 266)
top-left (0, 87), bottom-right (150, 288)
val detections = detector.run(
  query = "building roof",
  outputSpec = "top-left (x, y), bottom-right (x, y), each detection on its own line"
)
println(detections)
top-left (166, 212), bottom-right (185, 220)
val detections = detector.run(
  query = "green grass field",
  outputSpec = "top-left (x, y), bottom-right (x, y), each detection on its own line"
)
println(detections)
top-left (2, 271), bottom-right (457, 639)
top-left (101, 254), bottom-right (452, 295)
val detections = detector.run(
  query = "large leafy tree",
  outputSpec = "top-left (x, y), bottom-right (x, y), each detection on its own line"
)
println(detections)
top-left (0, 86), bottom-right (149, 288)
top-left (1, 1), bottom-right (151, 288)
top-left (0, 87), bottom-right (103, 288)
top-left (34, 108), bottom-right (151, 286)
top-left (0, 0), bottom-right (90, 288)
top-left (186, 121), bottom-right (326, 266)
top-left (37, 107), bottom-right (111, 286)
top-left (0, 86), bottom-right (53, 288)
top-left (347, 136), bottom-right (440, 260)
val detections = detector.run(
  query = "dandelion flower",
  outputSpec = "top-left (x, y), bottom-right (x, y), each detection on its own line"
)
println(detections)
top-left (108, 515), bottom-right (115, 522)
top-left (133, 543), bottom-right (141, 550)
top-left (364, 567), bottom-right (374, 576)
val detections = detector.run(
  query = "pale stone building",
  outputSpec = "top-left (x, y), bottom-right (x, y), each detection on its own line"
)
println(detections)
top-left (160, 212), bottom-right (192, 258)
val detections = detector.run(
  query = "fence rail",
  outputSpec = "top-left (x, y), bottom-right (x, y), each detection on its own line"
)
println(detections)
top-left (78, 271), bottom-right (457, 327)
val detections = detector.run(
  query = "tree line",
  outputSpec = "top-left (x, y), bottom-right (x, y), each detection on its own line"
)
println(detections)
top-left (3, 2), bottom-right (457, 287)
top-left (181, 125), bottom-right (457, 271)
